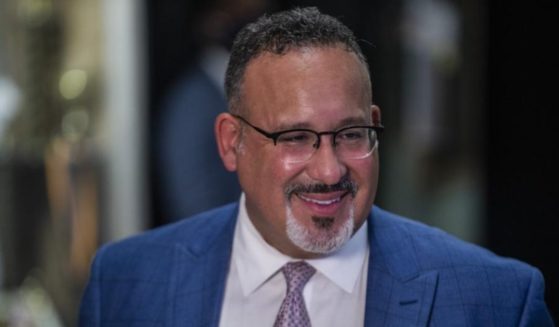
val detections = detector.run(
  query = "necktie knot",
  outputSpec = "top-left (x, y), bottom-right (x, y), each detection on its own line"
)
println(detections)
top-left (282, 261), bottom-right (316, 294)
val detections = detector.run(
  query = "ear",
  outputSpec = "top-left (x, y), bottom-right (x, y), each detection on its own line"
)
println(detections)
top-left (215, 113), bottom-right (242, 172)
top-left (371, 104), bottom-right (382, 126)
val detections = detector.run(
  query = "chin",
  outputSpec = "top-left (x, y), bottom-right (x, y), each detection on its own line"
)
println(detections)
top-left (285, 203), bottom-right (355, 254)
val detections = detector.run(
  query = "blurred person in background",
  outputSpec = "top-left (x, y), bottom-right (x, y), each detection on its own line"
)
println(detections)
top-left (80, 7), bottom-right (553, 326)
top-left (154, 0), bottom-right (273, 222)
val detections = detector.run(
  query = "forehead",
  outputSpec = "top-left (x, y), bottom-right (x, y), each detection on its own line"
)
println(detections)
top-left (245, 46), bottom-right (369, 88)
top-left (241, 46), bottom-right (372, 128)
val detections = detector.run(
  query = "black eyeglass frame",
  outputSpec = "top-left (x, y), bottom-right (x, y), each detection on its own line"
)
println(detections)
top-left (233, 114), bottom-right (384, 149)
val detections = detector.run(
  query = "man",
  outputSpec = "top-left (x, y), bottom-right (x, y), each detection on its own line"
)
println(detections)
top-left (80, 7), bottom-right (553, 326)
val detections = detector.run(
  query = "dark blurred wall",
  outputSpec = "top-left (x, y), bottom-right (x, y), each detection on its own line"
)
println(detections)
top-left (486, 1), bottom-right (559, 320)
top-left (146, 1), bottom-right (196, 226)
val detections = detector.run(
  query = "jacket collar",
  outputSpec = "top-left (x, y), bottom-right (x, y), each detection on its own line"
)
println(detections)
top-left (364, 207), bottom-right (438, 326)
top-left (169, 203), bottom-right (239, 327)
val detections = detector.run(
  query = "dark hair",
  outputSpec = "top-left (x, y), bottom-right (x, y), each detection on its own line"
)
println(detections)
top-left (225, 7), bottom-right (368, 114)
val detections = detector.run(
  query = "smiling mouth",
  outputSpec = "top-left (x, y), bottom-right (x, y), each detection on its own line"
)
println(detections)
top-left (296, 192), bottom-right (349, 206)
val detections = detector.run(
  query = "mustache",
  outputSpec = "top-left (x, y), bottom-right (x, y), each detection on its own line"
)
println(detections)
top-left (285, 174), bottom-right (358, 199)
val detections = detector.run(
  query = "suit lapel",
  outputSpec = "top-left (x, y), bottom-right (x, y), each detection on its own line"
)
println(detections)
top-left (364, 207), bottom-right (438, 326)
top-left (163, 204), bottom-right (438, 326)
top-left (168, 205), bottom-right (238, 327)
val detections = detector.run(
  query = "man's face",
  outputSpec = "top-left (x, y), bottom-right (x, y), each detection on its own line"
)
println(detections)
top-left (230, 46), bottom-right (380, 258)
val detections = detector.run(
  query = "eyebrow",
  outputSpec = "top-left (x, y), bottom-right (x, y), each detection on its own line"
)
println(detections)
top-left (274, 115), bottom-right (370, 132)
top-left (338, 116), bottom-right (371, 127)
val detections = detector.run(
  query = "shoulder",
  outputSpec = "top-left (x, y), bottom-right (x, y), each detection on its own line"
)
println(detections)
top-left (371, 206), bottom-right (542, 288)
top-left (371, 207), bottom-right (553, 324)
top-left (93, 203), bottom-right (238, 271)
top-left (373, 206), bottom-right (532, 268)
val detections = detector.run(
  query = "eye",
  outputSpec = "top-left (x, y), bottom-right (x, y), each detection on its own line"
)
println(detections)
top-left (277, 131), bottom-right (314, 145)
top-left (337, 128), bottom-right (366, 142)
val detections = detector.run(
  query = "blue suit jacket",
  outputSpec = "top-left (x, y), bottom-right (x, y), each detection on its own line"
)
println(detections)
top-left (79, 204), bottom-right (553, 326)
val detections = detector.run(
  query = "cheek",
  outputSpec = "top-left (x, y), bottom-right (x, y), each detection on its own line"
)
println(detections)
top-left (351, 157), bottom-right (378, 182)
top-left (351, 158), bottom-right (379, 201)
top-left (268, 159), bottom-right (307, 195)
top-left (280, 160), bottom-right (308, 177)
top-left (240, 150), bottom-right (303, 195)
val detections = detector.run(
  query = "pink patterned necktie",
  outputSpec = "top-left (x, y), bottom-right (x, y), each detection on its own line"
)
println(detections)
top-left (274, 261), bottom-right (316, 327)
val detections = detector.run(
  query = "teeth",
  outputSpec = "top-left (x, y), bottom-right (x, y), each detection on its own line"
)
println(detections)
top-left (298, 194), bottom-right (341, 205)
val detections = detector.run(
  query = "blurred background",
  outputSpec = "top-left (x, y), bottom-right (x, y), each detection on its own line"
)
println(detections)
top-left (0, 0), bottom-right (557, 325)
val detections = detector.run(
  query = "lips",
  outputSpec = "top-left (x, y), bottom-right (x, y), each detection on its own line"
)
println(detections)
top-left (296, 191), bottom-right (348, 206)
top-left (292, 191), bottom-right (351, 217)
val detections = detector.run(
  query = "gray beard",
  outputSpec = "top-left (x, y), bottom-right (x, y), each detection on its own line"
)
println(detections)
top-left (285, 203), bottom-right (354, 254)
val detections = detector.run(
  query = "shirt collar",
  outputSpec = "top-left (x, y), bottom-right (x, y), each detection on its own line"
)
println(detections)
top-left (233, 193), bottom-right (369, 296)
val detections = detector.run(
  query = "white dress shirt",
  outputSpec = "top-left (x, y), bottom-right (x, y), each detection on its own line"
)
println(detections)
top-left (219, 194), bottom-right (369, 327)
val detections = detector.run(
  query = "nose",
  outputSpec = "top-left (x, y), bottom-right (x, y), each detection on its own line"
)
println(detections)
top-left (306, 135), bottom-right (347, 185)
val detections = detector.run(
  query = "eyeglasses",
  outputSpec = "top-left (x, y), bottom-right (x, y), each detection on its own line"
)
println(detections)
top-left (234, 115), bottom-right (384, 163)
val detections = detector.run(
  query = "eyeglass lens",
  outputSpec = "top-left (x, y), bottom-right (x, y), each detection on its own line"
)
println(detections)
top-left (276, 127), bottom-right (377, 162)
